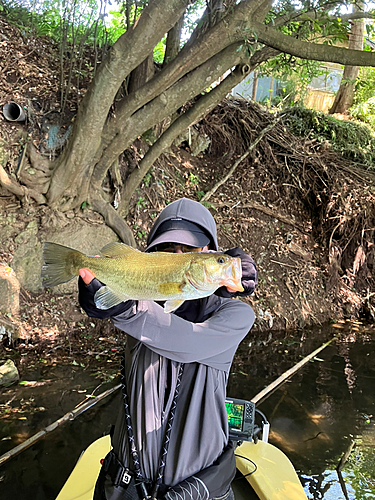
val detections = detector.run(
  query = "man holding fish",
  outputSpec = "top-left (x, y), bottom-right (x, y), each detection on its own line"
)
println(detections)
top-left (42, 198), bottom-right (257, 500)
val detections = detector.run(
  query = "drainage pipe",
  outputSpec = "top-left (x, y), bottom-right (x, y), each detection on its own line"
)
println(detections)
top-left (3, 102), bottom-right (26, 122)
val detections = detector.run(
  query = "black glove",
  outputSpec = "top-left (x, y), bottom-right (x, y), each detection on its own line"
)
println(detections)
top-left (78, 277), bottom-right (132, 318)
top-left (215, 247), bottom-right (257, 298)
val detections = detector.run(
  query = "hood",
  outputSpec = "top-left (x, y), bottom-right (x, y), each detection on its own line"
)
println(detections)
top-left (146, 198), bottom-right (218, 251)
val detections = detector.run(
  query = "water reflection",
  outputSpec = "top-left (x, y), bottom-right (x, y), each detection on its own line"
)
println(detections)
top-left (228, 323), bottom-right (375, 499)
top-left (0, 323), bottom-right (374, 499)
top-left (0, 366), bottom-right (121, 498)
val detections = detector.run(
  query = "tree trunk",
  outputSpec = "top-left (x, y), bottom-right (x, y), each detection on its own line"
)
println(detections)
top-left (163, 13), bottom-right (184, 66)
top-left (252, 71), bottom-right (258, 100)
top-left (128, 52), bottom-right (155, 94)
top-left (329, 9), bottom-right (365, 114)
top-left (47, 0), bottom-right (191, 209)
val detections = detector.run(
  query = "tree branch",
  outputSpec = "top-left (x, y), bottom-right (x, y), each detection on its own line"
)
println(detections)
top-left (270, 3), bottom-right (375, 27)
top-left (163, 11), bottom-right (185, 66)
top-left (117, 64), bottom-right (251, 216)
top-left (334, 12), bottom-right (375, 21)
top-left (254, 21), bottom-right (375, 66)
top-left (104, 0), bottom-right (261, 139)
top-left (253, 0), bottom-right (274, 22)
top-left (92, 42), bottom-right (248, 187)
top-left (249, 45), bottom-right (280, 68)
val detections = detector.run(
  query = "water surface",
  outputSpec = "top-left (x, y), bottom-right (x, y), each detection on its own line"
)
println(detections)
top-left (228, 323), bottom-right (375, 500)
top-left (0, 322), bottom-right (374, 499)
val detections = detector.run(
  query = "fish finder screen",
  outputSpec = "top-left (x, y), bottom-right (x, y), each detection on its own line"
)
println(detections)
top-left (225, 402), bottom-right (244, 431)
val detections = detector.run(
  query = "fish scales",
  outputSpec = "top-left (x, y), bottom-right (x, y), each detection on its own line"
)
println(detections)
top-left (41, 242), bottom-right (244, 313)
top-left (87, 252), bottom-right (200, 300)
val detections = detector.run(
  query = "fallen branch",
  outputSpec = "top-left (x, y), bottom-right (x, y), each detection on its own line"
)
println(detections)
top-left (0, 383), bottom-right (121, 467)
top-left (336, 439), bottom-right (355, 500)
top-left (201, 116), bottom-right (282, 202)
top-left (213, 200), bottom-right (308, 233)
top-left (251, 335), bottom-right (339, 405)
top-left (337, 439), bottom-right (355, 472)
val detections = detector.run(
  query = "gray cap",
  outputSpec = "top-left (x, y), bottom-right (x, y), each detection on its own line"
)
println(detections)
top-left (146, 198), bottom-right (218, 252)
top-left (148, 219), bottom-right (210, 250)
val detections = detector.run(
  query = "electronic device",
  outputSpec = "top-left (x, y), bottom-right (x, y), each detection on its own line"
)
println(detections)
top-left (225, 397), bottom-right (255, 442)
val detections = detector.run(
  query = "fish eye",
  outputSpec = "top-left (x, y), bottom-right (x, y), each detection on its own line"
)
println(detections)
top-left (217, 256), bottom-right (226, 264)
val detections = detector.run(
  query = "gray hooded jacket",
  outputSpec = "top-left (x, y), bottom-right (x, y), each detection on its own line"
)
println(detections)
top-left (105, 199), bottom-right (255, 498)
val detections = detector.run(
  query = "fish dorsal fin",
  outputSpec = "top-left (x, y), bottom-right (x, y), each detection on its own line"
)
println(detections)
top-left (100, 242), bottom-right (139, 258)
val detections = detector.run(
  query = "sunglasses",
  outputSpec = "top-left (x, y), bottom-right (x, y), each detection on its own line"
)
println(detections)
top-left (154, 243), bottom-right (204, 253)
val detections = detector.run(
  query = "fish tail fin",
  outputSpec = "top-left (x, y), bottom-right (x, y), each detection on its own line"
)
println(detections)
top-left (41, 242), bottom-right (84, 287)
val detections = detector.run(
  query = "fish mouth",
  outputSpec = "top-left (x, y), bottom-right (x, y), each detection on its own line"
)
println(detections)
top-left (223, 281), bottom-right (244, 292)
top-left (221, 258), bottom-right (244, 292)
top-left (220, 275), bottom-right (244, 292)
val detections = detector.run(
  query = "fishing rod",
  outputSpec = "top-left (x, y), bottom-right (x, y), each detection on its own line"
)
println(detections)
top-left (0, 383), bottom-right (121, 467)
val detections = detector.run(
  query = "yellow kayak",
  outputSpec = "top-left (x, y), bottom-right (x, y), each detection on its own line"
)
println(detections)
top-left (56, 435), bottom-right (307, 500)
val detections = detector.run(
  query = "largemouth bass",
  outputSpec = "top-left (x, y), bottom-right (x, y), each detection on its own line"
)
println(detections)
top-left (41, 242), bottom-right (244, 313)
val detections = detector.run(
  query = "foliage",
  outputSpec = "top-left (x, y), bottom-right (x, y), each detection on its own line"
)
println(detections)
top-left (2, 0), bottom-right (167, 62)
top-left (257, 1), bottom-right (350, 108)
top-left (349, 64), bottom-right (375, 128)
top-left (153, 38), bottom-right (166, 64)
top-left (351, 97), bottom-right (375, 129)
top-left (273, 3), bottom-right (348, 46)
top-left (354, 66), bottom-right (375, 106)
top-left (283, 106), bottom-right (375, 168)
top-left (346, 441), bottom-right (375, 499)
top-left (259, 55), bottom-right (323, 107)
top-left (2, 0), bottom-right (125, 47)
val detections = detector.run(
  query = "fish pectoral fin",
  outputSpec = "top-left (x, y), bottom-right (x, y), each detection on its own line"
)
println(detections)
top-left (158, 282), bottom-right (185, 295)
top-left (100, 242), bottom-right (139, 258)
top-left (94, 286), bottom-right (127, 310)
top-left (164, 299), bottom-right (185, 313)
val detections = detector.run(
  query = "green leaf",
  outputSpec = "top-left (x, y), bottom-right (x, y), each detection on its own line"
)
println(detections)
top-left (201, 201), bottom-right (216, 210)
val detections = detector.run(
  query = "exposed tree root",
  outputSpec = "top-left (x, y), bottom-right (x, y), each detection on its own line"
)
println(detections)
top-left (0, 164), bottom-right (46, 205)
top-left (16, 143), bottom-right (52, 195)
top-left (201, 115), bottom-right (282, 202)
top-left (91, 192), bottom-right (136, 246)
top-left (213, 201), bottom-right (307, 233)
